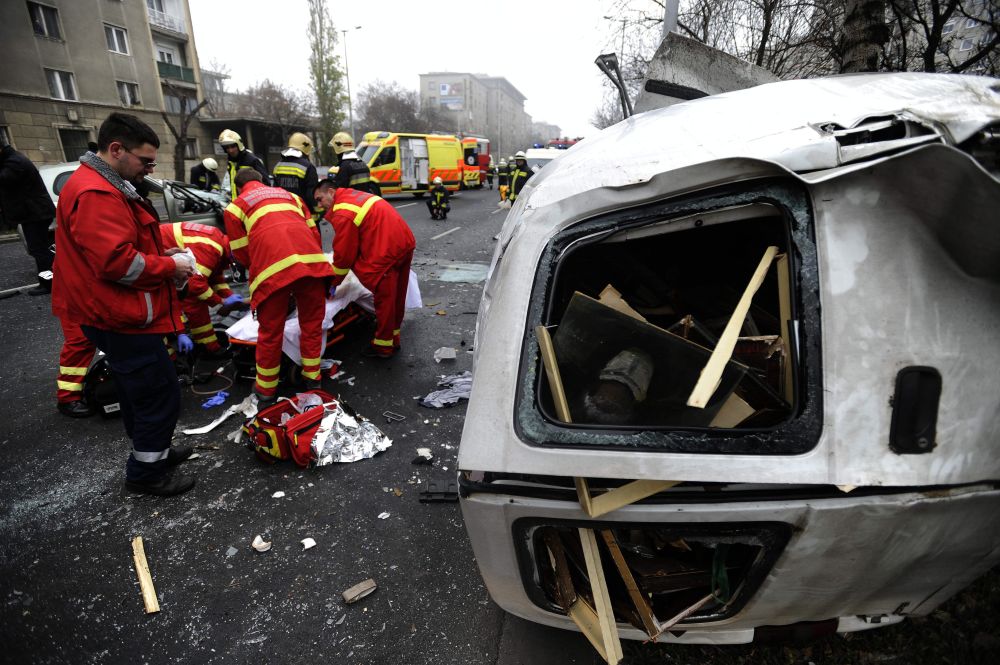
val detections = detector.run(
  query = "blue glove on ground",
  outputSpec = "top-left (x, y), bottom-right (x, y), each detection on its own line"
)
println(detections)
top-left (177, 333), bottom-right (194, 354)
top-left (201, 390), bottom-right (229, 409)
top-left (223, 294), bottom-right (243, 306)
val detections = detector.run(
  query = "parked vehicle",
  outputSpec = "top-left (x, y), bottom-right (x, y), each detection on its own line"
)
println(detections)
top-left (357, 132), bottom-right (463, 196)
top-left (523, 147), bottom-right (564, 174)
top-left (458, 73), bottom-right (1000, 647)
top-left (461, 136), bottom-right (491, 188)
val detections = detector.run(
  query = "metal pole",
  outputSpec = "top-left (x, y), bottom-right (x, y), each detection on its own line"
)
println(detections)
top-left (341, 29), bottom-right (353, 139)
top-left (662, 0), bottom-right (679, 40)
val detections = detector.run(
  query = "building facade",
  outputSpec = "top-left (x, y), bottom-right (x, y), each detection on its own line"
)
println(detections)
top-left (0, 0), bottom-right (213, 180)
top-left (418, 72), bottom-right (532, 160)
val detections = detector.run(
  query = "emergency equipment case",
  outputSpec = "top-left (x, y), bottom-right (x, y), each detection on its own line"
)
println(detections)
top-left (242, 390), bottom-right (337, 467)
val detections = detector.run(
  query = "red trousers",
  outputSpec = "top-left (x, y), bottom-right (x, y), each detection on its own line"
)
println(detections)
top-left (254, 277), bottom-right (327, 397)
top-left (368, 250), bottom-right (413, 356)
top-left (181, 298), bottom-right (221, 351)
top-left (57, 318), bottom-right (97, 403)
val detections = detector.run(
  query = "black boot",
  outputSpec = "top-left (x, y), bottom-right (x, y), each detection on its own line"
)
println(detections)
top-left (27, 272), bottom-right (52, 296)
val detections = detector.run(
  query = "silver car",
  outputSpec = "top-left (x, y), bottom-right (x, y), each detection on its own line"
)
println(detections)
top-left (458, 73), bottom-right (1000, 647)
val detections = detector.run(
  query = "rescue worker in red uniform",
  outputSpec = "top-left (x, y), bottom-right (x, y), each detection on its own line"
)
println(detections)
top-left (224, 170), bottom-right (333, 403)
top-left (159, 222), bottom-right (246, 355)
top-left (314, 180), bottom-right (415, 359)
top-left (56, 320), bottom-right (97, 417)
top-left (52, 112), bottom-right (196, 496)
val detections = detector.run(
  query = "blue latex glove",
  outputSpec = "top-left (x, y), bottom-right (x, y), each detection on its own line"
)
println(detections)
top-left (201, 390), bottom-right (229, 409)
top-left (177, 333), bottom-right (194, 354)
top-left (223, 294), bottom-right (243, 306)
top-left (328, 285), bottom-right (337, 299)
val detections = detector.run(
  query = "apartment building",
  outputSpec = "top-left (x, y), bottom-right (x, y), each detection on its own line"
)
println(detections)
top-left (0, 0), bottom-right (213, 178)
top-left (419, 72), bottom-right (533, 160)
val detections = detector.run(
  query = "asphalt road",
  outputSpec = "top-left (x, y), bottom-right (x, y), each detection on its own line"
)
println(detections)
top-left (0, 187), bottom-right (600, 665)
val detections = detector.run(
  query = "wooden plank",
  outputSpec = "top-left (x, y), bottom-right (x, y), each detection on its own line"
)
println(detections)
top-left (131, 536), bottom-right (160, 614)
top-left (567, 599), bottom-right (608, 661)
top-left (579, 528), bottom-right (623, 664)
top-left (600, 530), bottom-right (660, 638)
top-left (588, 479), bottom-right (680, 518)
top-left (652, 593), bottom-right (714, 638)
top-left (536, 325), bottom-right (572, 424)
top-left (687, 246), bottom-right (779, 408)
top-left (708, 393), bottom-right (755, 428)
top-left (775, 253), bottom-right (793, 402)
top-left (597, 284), bottom-right (647, 322)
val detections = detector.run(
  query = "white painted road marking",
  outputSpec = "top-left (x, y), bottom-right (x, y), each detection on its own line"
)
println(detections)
top-left (430, 227), bottom-right (462, 240)
top-left (395, 202), bottom-right (418, 208)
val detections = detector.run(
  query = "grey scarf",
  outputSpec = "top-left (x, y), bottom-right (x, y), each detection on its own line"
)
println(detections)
top-left (80, 151), bottom-right (140, 201)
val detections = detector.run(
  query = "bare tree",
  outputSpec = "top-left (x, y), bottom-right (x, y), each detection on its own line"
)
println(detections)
top-left (591, 95), bottom-right (626, 130)
top-left (307, 0), bottom-right (346, 163)
top-left (356, 80), bottom-right (431, 136)
top-left (885, 1), bottom-right (999, 74)
top-left (233, 80), bottom-right (315, 140)
top-left (160, 80), bottom-right (210, 181)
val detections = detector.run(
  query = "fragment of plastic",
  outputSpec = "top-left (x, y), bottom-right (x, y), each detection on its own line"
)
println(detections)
top-left (433, 347), bottom-right (457, 363)
top-left (173, 248), bottom-right (196, 290)
top-left (292, 392), bottom-right (325, 413)
top-left (201, 390), bottom-right (229, 409)
top-left (419, 371), bottom-right (473, 408)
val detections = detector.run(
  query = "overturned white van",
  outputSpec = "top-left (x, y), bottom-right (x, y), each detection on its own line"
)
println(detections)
top-left (458, 73), bottom-right (1000, 649)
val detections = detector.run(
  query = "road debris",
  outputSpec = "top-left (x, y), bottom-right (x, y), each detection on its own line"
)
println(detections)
top-left (382, 410), bottom-right (405, 423)
top-left (378, 512), bottom-right (390, 519)
top-left (342, 579), bottom-right (377, 604)
top-left (201, 391), bottom-right (229, 409)
top-left (419, 371), bottom-right (473, 408)
top-left (130, 536), bottom-right (159, 614)
top-left (412, 448), bottom-right (433, 465)
top-left (271, 491), bottom-right (286, 499)
top-left (182, 393), bottom-right (258, 435)
top-left (433, 347), bottom-right (457, 363)
top-left (301, 538), bottom-right (317, 550)
top-left (419, 480), bottom-right (459, 503)
top-left (251, 535), bottom-right (272, 553)
top-left (312, 403), bottom-right (392, 465)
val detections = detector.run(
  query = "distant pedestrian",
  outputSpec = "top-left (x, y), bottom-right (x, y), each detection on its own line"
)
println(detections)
top-left (52, 112), bottom-right (197, 497)
top-left (0, 145), bottom-right (56, 295)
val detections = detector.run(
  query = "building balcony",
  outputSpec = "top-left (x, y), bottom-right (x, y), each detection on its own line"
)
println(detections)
top-left (148, 8), bottom-right (187, 36)
top-left (157, 60), bottom-right (196, 84)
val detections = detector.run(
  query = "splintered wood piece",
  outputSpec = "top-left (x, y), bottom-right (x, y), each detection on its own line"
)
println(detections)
top-left (575, 478), bottom-right (680, 518)
top-left (600, 530), bottom-right (660, 638)
top-left (342, 578), bottom-right (377, 604)
top-left (653, 593), bottom-right (714, 637)
top-left (131, 536), bottom-right (160, 614)
top-left (708, 393), bottom-right (755, 428)
top-left (688, 246), bottom-right (779, 408)
top-left (579, 528), bottom-right (623, 664)
top-left (597, 284), bottom-right (647, 322)
top-left (775, 253), bottom-right (793, 401)
top-left (536, 325), bottom-right (572, 424)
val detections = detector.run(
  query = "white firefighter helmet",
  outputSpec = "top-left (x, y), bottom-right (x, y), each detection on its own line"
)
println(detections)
top-left (287, 132), bottom-right (313, 156)
top-left (329, 131), bottom-right (355, 154)
top-left (433, 176), bottom-right (443, 185)
top-left (202, 157), bottom-right (218, 171)
top-left (218, 129), bottom-right (244, 151)
top-left (499, 159), bottom-right (507, 166)
top-left (514, 150), bottom-right (527, 160)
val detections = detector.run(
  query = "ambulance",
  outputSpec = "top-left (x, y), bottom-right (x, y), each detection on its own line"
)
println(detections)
top-left (357, 132), bottom-right (463, 195)
top-left (461, 136), bottom-right (491, 188)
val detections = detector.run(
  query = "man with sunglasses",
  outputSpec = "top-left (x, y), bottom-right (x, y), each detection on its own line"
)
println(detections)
top-left (52, 113), bottom-right (198, 497)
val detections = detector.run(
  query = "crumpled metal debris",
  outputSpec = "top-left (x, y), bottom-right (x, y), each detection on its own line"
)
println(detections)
top-left (419, 371), bottom-right (473, 408)
top-left (312, 403), bottom-right (392, 465)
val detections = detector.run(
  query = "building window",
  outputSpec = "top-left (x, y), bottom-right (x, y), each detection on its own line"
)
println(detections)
top-left (105, 24), bottom-right (129, 54)
top-left (183, 138), bottom-right (198, 159)
top-left (27, 2), bottom-right (61, 39)
top-left (960, 38), bottom-right (975, 51)
top-left (0, 126), bottom-right (11, 148)
top-left (116, 81), bottom-right (141, 106)
top-left (45, 69), bottom-right (77, 100)
top-left (164, 93), bottom-right (196, 114)
top-left (59, 128), bottom-right (90, 162)
top-left (942, 19), bottom-right (956, 34)
top-left (146, 0), bottom-right (164, 12)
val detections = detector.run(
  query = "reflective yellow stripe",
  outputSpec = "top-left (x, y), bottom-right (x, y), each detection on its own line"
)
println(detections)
top-left (193, 333), bottom-right (216, 343)
top-left (274, 165), bottom-right (307, 177)
top-left (57, 380), bottom-right (84, 391)
top-left (183, 236), bottom-right (223, 254)
top-left (172, 223), bottom-right (185, 249)
top-left (225, 202), bottom-right (246, 223)
top-left (245, 203), bottom-right (303, 233)
top-left (300, 356), bottom-right (321, 365)
top-left (392, 329), bottom-right (401, 335)
top-left (196, 262), bottom-right (212, 277)
top-left (256, 376), bottom-right (280, 389)
top-left (332, 195), bottom-right (380, 227)
top-left (301, 369), bottom-right (320, 380)
top-left (230, 236), bottom-right (248, 250)
top-left (213, 282), bottom-right (231, 292)
top-left (256, 364), bottom-right (281, 377)
top-left (196, 289), bottom-right (214, 301)
top-left (373, 338), bottom-right (394, 347)
top-left (249, 254), bottom-right (329, 297)
top-left (190, 323), bottom-right (214, 335)
top-left (332, 265), bottom-right (350, 276)
top-left (59, 365), bottom-right (88, 376)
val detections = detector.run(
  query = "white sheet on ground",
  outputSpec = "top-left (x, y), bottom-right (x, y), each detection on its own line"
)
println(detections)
top-left (225, 269), bottom-right (423, 365)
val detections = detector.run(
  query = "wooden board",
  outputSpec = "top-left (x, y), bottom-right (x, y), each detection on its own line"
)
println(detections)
top-left (597, 284), bottom-right (647, 322)
top-left (576, 477), bottom-right (680, 518)
top-left (536, 325), bottom-right (573, 424)
top-left (601, 530), bottom-right (660, 638)
top-left (579, 528), bottom-right (623, 664)
top-left (708, 393), bottom-right (755, 428)
top-left (775, 253), bottom-right (794, 401)
top-left (687, 246), bottom-right (779, 408)
top-left (131, 536), bottom-right (160, 614)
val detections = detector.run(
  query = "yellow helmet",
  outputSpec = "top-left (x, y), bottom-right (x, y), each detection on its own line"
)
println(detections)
top-left (287, 132), bottom-right (313, 156)
top-left (218, 129), bottom-right (244, 151)
top-left (329, 131), bottom-right (354, 154)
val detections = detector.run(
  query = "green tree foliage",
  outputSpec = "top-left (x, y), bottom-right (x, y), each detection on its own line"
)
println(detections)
top-left (307, 0), bottom-right (346, 163)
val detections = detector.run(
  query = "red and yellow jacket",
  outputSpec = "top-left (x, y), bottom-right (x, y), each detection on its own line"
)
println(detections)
top-left (325, 188), bottom-right (416, 288)
top-left (52, 162), bottom-right (180, 334)
top-left (159, 222), bottom-right (234, 307)
top-left (223, 180), bottom-right (332, 306)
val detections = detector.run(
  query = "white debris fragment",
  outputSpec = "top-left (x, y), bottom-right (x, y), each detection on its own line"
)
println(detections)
top-left (251, 535), bottom-right (272, 552)
top-left (415, 448), bottom-right (432, 461)
top-left (188, 453), bottom-right (201, 460)
top-left (377, 512), bottom-right (390, 520)
top-left (272, 491), bottom-right (286, 499)
top-left (433, 347), bottom-right (457, 363)
top-left (301, 538), bottom-right (317, 550)
top-left (225, 546), bottom-right (238, 558)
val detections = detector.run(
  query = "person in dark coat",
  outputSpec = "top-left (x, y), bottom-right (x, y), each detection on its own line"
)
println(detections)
top-left (328, 132), bottom-right (381, 196)
top-left (189, 157), bottom-right (221, 191)
top-left (427, 176), bottom-right (450, 219)
top-left (0, 145), bottom-right (56, 295)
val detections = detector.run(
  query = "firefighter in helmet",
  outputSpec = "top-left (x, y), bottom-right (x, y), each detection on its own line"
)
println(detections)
top-left (272, 132), bottom-right (319, 212)
top-left (218, 129), bottom-right (268, 199)
top-left (427, 176), bottom-right (450, 220)
top-left (328, 132), bottom-right (381, 196)
top-left (189, 157), bottom-right (220, 192)
top-left (497, 158), bottom-right (509, 201)
top-left (508, 151), bottom-right (534, 203)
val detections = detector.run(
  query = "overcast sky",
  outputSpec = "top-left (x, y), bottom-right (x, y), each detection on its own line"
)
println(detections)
top-left (189, 0), bottom-right (634, 138)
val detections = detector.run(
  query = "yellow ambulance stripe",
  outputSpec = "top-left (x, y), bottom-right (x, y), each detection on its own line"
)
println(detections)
top-left (249, 254), bottom-right (330, 297)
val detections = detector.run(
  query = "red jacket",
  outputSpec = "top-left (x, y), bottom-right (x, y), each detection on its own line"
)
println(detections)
top-left (159, 222), bottom-right (234, 307)
top-left (223, 181), bottom-right (332, 306)
top-left (52, 162), bottom-right (180, 334)
top-left (326, 189), bottom-right (415, 287)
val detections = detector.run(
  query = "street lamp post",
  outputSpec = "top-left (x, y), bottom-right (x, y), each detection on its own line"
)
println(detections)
top-left (340, 25), bottom-right (362, 139)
